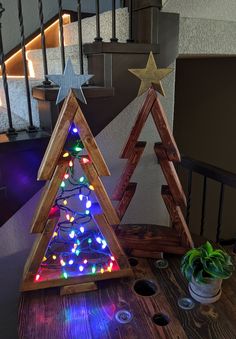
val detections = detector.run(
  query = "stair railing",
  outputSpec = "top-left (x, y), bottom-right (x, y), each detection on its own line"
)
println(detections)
top-left (179, 156), bottom-right (236, 250)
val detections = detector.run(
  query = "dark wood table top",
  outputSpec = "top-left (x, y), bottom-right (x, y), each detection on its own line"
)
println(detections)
top-left (18, 249), bottom-right (236, 339)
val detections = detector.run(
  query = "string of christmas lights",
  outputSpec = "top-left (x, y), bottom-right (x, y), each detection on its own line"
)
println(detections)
top-left (35, 125), bottom-right (119, 283)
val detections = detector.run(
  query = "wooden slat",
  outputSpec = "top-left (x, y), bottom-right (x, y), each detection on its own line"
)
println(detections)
top-left (121, 88), bottom-right (156, 158)
top-left (21, 267), bottom-right (133, 292)
top-left (60, 282), bottom-right (98, 295)
top-left (115, 224), bottom-right (188, 255)
top-left (161, 185), bottom-right (194, 249)
top-left (80, 161), bottom-right (120, 225)
top-left (73, 106), bottom-right (110, 177)
top-left (154, 142), bottom-right (186, 208)
top-left (113, 141), bottom-right (146, 200)
top-left (38, 90), bottom-right (79, 180)
top-left (92, 213), bottom-right (129, 269)
top-left (23, 217), bottom-right (59, 280)
top-left (129, 249), bottom-right (163, 259)
top-left (31, 162), bottom-right (67, 234)
top-left (151, 93), bottom-right (181, 162)
top-left (116, 183), bottom-right (137, 220)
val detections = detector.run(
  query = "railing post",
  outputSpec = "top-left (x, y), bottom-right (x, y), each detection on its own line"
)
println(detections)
top-left (216, 183), bottom-right (225, 242)
top-left (17, 0), bottom-right (36, 131)
top-left (200, 176), bottom-right (207, 236)
top-left (38, 0), bottom-right (51, 86)
top-left (127, 0), bottom-right (134, 42)
top-left (186, 169), bottom-right (192, 225)
top-left (77, 0), bottom-right (84, 74)
top-left (94, 0), bottom-right (102, 42)
top-left (58, 0), bottom-right (66, 72)
top-left (111, 0), bottom-right (118, 42)
top-left (0, 3), bottom-right (16, 135)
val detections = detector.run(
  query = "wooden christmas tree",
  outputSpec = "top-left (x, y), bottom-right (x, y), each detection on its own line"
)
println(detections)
top-left (113, 87), bottom-right (194, 257)
top-left (21, 91), bottom-right (132, 293)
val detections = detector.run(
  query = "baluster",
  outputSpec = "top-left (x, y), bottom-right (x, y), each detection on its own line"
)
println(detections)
top-left (186, 169), bottom-right (192, 225)
top-left (94, 0), bottom-right (102, 42)
top-left (111, 0), bottom-right (118, 42)
top-left (38, 0), bottom-right (51, 86)
top-left (200, 176), bottom-right (207, 236)
top-left (17, 0), bottom-right (36, 131)
top-left (127, 0), bottom-right (134, 42)
top-left (58, 0), bottom-right (65, 71)
top-left (77, 0), bottom-right (84, 74)
top-left (0, 3), bottom-right (16, 135)
top-left (216, 183), bottom-right (225, 242)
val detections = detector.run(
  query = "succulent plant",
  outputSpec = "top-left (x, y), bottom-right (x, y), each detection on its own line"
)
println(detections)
top-left (181, 241), bottom-right (234, 284)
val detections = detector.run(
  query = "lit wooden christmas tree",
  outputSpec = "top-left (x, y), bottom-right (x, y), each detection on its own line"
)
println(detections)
top-left (21, 90), bottom-right (132, 293)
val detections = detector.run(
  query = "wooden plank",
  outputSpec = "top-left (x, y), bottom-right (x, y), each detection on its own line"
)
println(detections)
top-left (80, 161), bottom-right (120, 225)
top-left (38, 90), bottom-right (79, 180)
top-left (60, 282), bottom-right (98, 296)
top-left (73, 105), bottom-right (110, 177)
top-left (151, 93), bottom-right (181, 162)
top-left (113, 141), bottom-right (146, 200)
top-left (121, 88), bottom-right (156, 158)
top-left (154, 142), bottom-right (186, 208)
top-left (161, 185), bottom-right (194, 249)
top-left (31, 162), bottom-right (67, 234)
top-left (23, 217), bottom-right (59, 280)
top-left (115, 224), bottom-right (188, 255)
top-left (21, 266), bottom-right (133, 292)
top-left (129, 249), bottom-right (163, 259)
top-left (93, 213), bottom-right (130, 269)
top-left (116, 183), bottom-right (137, 220)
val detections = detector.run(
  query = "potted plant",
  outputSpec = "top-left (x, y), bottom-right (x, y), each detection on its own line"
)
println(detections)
top-left (181, 241), bottom-right (234, 304)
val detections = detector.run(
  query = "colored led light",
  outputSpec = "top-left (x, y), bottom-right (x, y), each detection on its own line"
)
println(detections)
top-left (79, 176), bottom-right (85, 183)
top-left (66, 214), bottom-right (70, 220)
top-left (53, 232), bottom-right (58, 238)
top-left (96, 237), bottom-right (102, 244)
top-left (71, 248), bottom-right (76, 253)
top-left (89, 185), bottom-right (94, 191)
top-left (52, 255), bottom-right (57, 260)
top-left (86, 200), bottom-right (92, 209)
top-left (110, 256), bottom-right (115, 261)
top-left (85, 210), bottom-right (90, 215)
top-left (73, 127), bottom-right (78, 133)
top-left (79, 265), bottom-right (84, 272)
top-left (63, 152), bottom-right (69, 158)
top-left (64, 174), bottom-right (69, 179)
top-left (70, 216), bottom-right (75, 223)
top-left (79, 194), bottom-right (83, 201)
top-left (102, 240), bottom-right (107, 249)
top-left (60, 259), bottom-right (66, 267)
top-left (101, 268), bottom-right (104, 274)
top-left (77, 240), bottom-right (80, 245)
top-left (69, 160), bottom-right (73, 167)
top-left (35, 274), bottom-right (40, 281)
top-left (75, 147), bottom-right (82, 152)
top-left (42, 256), bottom-right (47, 262)
top-left (76, 249), bottom-right (80, 256)
top-left (80, 226), bottom-right (85, 233)
top-left (69, 260), bottom-right (74, 265)
top-left (83, 259), bottom-right (88, 264)
top-left (63, 200), bottom-right (68, 206)
top-left (63, 272), bottom-right (68, 279)
top-left (107, 267), bottom-right (112, 272)
top-left (61, 181), bottom-right (66, 188)
top-left (88, 238), bottom-right (92, 244)
top-left (69, 230), bottom-right (75, 239)
top-left (81, 157), bottom-right (89, 164)
top-left (92, 266), bottom-right (96, 274)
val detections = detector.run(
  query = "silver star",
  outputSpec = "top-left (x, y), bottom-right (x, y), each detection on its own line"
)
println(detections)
top-left (47, 58), bottom-right (93, 105)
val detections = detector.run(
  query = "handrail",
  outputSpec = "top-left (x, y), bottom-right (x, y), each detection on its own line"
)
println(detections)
top-left (181, 155), bottom-right (236, 189)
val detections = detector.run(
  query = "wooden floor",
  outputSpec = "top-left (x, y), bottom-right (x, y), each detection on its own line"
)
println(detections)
top-left (18, 253), bottom-right (236, 339)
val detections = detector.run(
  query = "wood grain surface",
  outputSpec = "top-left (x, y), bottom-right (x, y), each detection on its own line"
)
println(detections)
top-left (18, 242), bottom-right (236, 338)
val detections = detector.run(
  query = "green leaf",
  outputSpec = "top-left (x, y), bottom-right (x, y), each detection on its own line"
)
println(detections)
top-left (202, 241), bottom-right (214, 255)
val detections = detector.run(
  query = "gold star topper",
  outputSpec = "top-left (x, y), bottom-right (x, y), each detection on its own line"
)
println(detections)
top-left (129, 52), bottom-right (173, 96)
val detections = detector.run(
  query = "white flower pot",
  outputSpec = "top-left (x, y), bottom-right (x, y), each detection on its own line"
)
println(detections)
top-left (188, 277), bottom-right (222, 304)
